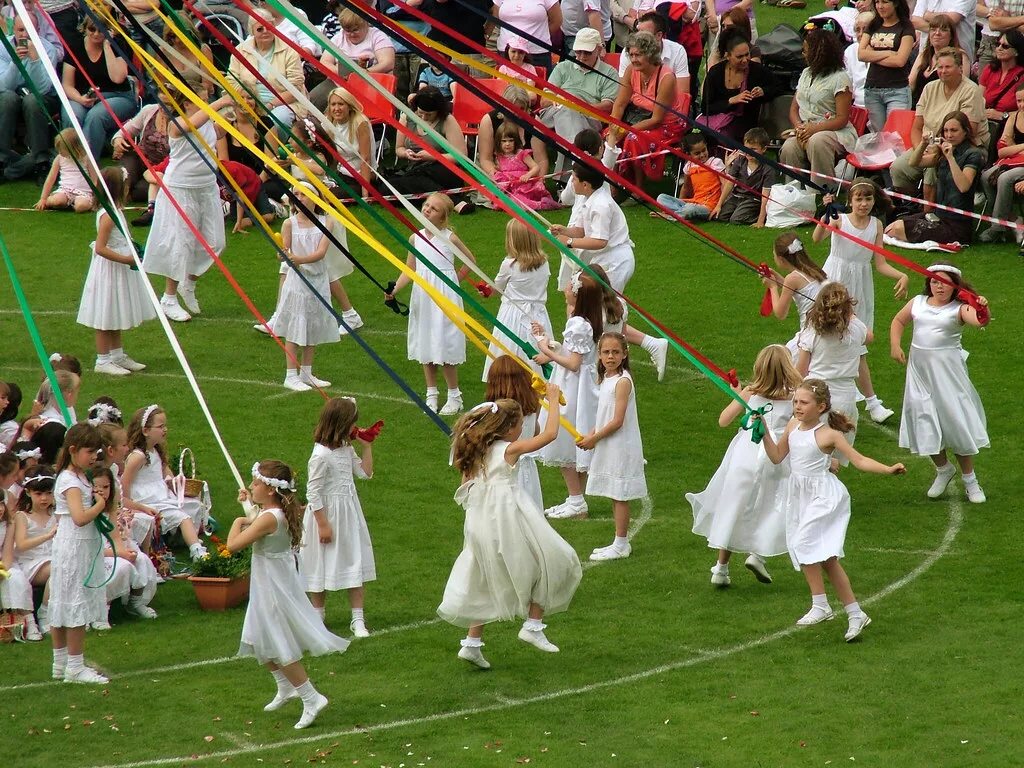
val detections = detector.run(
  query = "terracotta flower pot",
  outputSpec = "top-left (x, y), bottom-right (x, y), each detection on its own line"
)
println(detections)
top-left (189, 574), bottom-right (251, 611)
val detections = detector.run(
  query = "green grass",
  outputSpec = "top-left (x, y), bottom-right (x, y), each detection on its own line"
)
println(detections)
top-left (2, 11), bottom-right (1022, 762)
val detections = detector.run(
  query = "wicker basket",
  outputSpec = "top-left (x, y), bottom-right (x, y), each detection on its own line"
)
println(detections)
top-left (178, 448), bottom-right (204, 498)
top-left (0, 612), bottom-right (25, 643)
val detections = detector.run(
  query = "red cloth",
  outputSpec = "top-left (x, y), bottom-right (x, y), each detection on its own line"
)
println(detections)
top-left (219, 160), bottom-right (262, 204)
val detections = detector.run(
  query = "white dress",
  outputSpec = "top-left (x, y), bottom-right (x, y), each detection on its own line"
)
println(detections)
top-left (437, 441), bottom-right (582, 627)
top-left (77, 211), bottom-right (157, 330)
top-left (688, 395), bottom-right (792, 557)
top-left (126, 449), bottom-right (192, 535)
top-left (102, 534), bottom-right (159, 608)
top-left (48, 470), bottom-right (106, 627)
top-left (481, 259), bottom-right (552, 381)
top-left (604, 298), bottom-right (628, 335)
top-left (823, 214), bottom-right (880, 331)
top-left (299, 443), bottom-right (376, 592)
top-left (145, 120), bottom-right (224, 283)
top-left (275, 215), bottom-right (341, 347)
top-left (784, 272), bottom-right (823, 362)
top-left (238, 507), bottom-right (350, 665)
top-left (517, 412), bottom-right (543, 510)
top-left (14, 510), bottom-right (55, 581)
top-left (406, 228), bottom-right (466, 365)
top-left (0, 521), bottom-right (32, 612)
top-left (798, 316), bottom-right (868, 449)
top-left (899, 296), bottom-right (989, 456)
top-left (538, 316), bottom-right (599, 471)
top-left (783, 423), bottom-right (851, 571)
top-left (586, 371), bottom-right (648, 500)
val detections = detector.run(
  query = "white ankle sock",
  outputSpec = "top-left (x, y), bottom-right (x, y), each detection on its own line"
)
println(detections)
top-left (714, 562), bottom-right (729, 572)
top-left (97, 353), bottom-right (109, 365)
top-left (460, 636), bottom-right (483, 648)
top-left (614, 535), bottom-right (629, 548)
top-left (962, 471), bottom-right (977, 484)
top-left (864, 395), bottom-right (881, 409)
top-left (447, 388), bottom-right (462, 399)
top-left (271, 669), bottom-right (293, 693)
top-left (111, 347), bottom-right (124, 358)
top-left (342, 308), bottom-right (359, 319)
top-left (162, 293), bottom-right (177, 304)
top-left (811, 593), bottom-right (828, 609)
top-left (426, 387), bottom-right (439, 396)
top-left (66, 653), bottom-right (84, 673)
top-left (523, 618), bottom-right (544, 631)
top-left (286, 368), bottom-right (300, 379)
top-left (351, 608), bottom-right (364, 621)
top-left (189, 542), bottom-right (206, 558)
top-left (844, 601), bottom-right (863, 618)
top-left (53, 647), bottom-right (67, 668)
top-left (315, 606), bottom-right (325, 620)
top-left (568, 494), bottom-right (585, 505)
top-left (640, 335), bottom-right (659, 354)
top-left (295, 680), bottom-right (319, 705)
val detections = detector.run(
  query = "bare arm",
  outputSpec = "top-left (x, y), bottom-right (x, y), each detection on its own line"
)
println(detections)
top-left (389, 249), bottom-right (418, 295)
top-left (960, 296), bottom-right (990, 327)
top-left (827, 429), bottom-right (907, 474)
top-left (760, 420), bottom-right (793, 464)
top-left (718, 386), bottom-right (752, 427)
top-left (226, 507), bottom-right (278, 552)
top-left (577, 377), bottom-right (631, 449)
top-left (872, 230), bottom-right (909, 298)
top-left (370, 46), bottom-right (396, 74)
top-left (449, 232), bottom-right (477, 282)
top-left (94, 214), bottom-right (135, 265)
top-left (505, 383), bottom-right (563, 463)
top-left (14, 512), bottom-right (55, 551)
top-left (890, 298), bottom-right (914, 364)
top-left (65, 485), bottom-right (106, 527)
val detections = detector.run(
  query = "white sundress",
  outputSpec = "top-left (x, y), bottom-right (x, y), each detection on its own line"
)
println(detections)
top-left (688, 395), bottom-right (793, 557)
top-left (784, 272), bottom-right (823, 362)
top-left (48, 470), bottom-right (106, 628)
top-left (0, 521), bottom-right (32, 612)
top-left (783, 423), bottom-right (852, 571)
top-left (538, 316), bottom-right (599, 472)
top-left (299, 443), bottom-right (376, 592)
top-left (274, 215), bottom-right (341, 347)
top-left (126, 449), bottom-right (194, 535)
top-left (238, 507), bottom-right (350, 666)
top-left (77, 211), bottom-right (157, 331)
top-left (823, 214), bottom-right (880, 332)
top-left (586, 371), bottom-right (648, 501)
top-left (14, 510), bottom-right (55, 581)
top-left (899, 296), bottom-right (989, 457)
top-left (481, 258), bottom-right (553, 381)
top-left (437, 440), bottom-right (582, 628)
top-left (406, 228), bottom-right (466, 365)
top-left (798, 316), bottom-right (868, 452)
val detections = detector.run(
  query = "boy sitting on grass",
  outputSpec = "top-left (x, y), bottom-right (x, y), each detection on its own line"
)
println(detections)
top-left (710, 127), bottom-right (775, 227)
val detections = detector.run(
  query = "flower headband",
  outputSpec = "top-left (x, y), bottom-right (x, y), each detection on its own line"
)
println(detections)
top-left (88, 402), bottom-right (121, 425)
top-left (252, 462), bottom-right (296, 492)
top-left (49, 353), bottom-right (62, 364)
top-left (787, 238), bottom-right (804, 255)
top-left (570, 271), bottom-right (583, 295)
top-left (141, 403), bottom-right (160, 427)
top-left (15, 447), bottom-right (41, 461)
top-left (928, 264), bottom-right (962, 276)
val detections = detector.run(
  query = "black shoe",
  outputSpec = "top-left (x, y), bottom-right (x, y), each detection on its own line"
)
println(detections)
top-left (455, 200), bottom-right (476, 215)
top-left (32, 162), bottom-right (50, 186)
top-left (133, 207), bottom-right (154, 227)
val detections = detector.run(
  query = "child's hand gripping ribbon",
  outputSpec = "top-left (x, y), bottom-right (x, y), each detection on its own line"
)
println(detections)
top-left (757, 262), bottom-right (774, 318)
top-left (351, 420), bottom-right (385, 442)
top-left (740, 402), bottom-right (773, 445)
top-left (531, 375), bottom-right (567, 406)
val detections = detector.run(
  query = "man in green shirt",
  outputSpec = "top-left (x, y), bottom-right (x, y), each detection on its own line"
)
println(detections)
top-left (537, 28), bottom-right (620, 141)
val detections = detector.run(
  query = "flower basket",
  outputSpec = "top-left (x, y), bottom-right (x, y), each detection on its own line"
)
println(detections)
top-left (189, 575), bottom-right (251, 611)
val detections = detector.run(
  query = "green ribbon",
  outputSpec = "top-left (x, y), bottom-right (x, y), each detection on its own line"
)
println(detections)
top-left (740, 402), bottom-right (772, 445)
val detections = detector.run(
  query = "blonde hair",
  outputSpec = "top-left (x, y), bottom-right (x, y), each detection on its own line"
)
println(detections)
top-left (338, 8), bottom-right (367, 30)
top-left (451, 399), bottom-right (523, 478)
top-left (325, 86), bottom-right (370, 145)
top-left (248, 8), bottom-right (273, 32)
top-left (505, 219), bottom-right (546, 271)
top-left (749, 344), bottom-right (802, 399)
top-left (36, 371), bottom-right (79, 409)
top-left (425, 192), bottom-right (454, 225)
top-left (808, 282), bottom-right (856, 338)
top-left (55, 128), bottom-right (85, 160)
top-left (800, 379), bottom-right (855, 433)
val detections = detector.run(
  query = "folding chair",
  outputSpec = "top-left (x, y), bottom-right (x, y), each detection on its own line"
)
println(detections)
top-left (603, 51), bottom-right (622, 70)
top-left (848, 105), bottom-right (869, 136)
top-left (843, 108), bottom-right (915, 185)
top-left (345, 72), bottom-right (398, 165)
top-left (450, 81), bottom-right (496, 160)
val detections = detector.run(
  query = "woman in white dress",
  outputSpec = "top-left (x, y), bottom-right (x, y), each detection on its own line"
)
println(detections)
top-left (77, 167), bottom-right (156, 377)
top-left (890, 265), bottom-right (990, 503)
top-left (385, 193), bottom-right (479, 416)
top-left (761, 380), bottom-right (905, 643)
top-left (439, 390), bottom-right (581, 670)
top-left (231, 460), bottom-right (349, 730)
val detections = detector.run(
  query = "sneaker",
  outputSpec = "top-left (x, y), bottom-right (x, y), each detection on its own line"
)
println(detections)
top-left (270, 198), bottom-right (289, 220)
top-left (90, 620), bottom-right (112, 631)
top-left (110, 353), bottom-right (146, 372)
top-left (964, 480), bottom-right (987, 504)
top-left (64, 666), bottom-right (109, 684)
top-left (518, 626), bottom-right (559, 653)
top-left (744, 554), bottom-right (772, 584)
top-left (294, 692), bottom-right (328, 730)
top-left (283, 375), bottom-right (312, 392)
top-left (796, 604), bottom-right (835, 626)
top-left (25, 624), bottom-right (43, 642)
top-left (979, 225), bottom-right (1010, 243)
top-left (926, 464), bottom-right (956, 498)
top-left (710, 563), bottom-right (731, 587)
top-left (589, 542), bottom-right (631, 561)
top-left (457, 644), bottom-right (491, 669)
top-left (160, 297), bottom-right (191, 322)
top-left (178, 281), bottom-right (201, 315)
top-left (844, 612), bottom-right (872, 642)
top-left (300, 371), bottom-right (331, 389)
top-left (549, 499), bottom-right (588, 519)
top-left (338, 310), bottom-right (364, 336)
top-left (127, 601), bottom-right (157, 619)
top-left (426, 392), bottom-right (439, 412)
top-left (867, 403), bottom-right (895, 423)
top-left (94, 360), bottom-right (131, 376)
top-left (350, 618), bottom-right (370, 638)
top-left (649, 337), bottom-right (668, 382)
top-left (264, 689), bottom-right (298, 712)
top-left (254, 315), bottom-right (276, 335)
top-left (132, 207), bottom-right (154, 227)
top-left (439, 395), bottom-right (464, 416)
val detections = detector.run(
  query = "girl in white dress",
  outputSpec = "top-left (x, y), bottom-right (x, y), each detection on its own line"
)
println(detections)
top-left (589, 264), bottom-right (670, 381)
top-left (761, 380), bottom-right (905, 642)
top-left (439, 389), bottom-right (582, 670)
top-left (762, 233), bottom-right (826, 362)
top-left (890, 265), bottom-right (990, 503)
top-left (580, 333), bottom-right (647, 561)
top-left (121, 405), bottom-right (208, 560)
top-left (796, 283), bottom-right (870, 456)
top-left (145, 94), bottom-right (234, 323)
top-left (99, 423), bottom-right (155, 552)
top-left (300, 397), bottom-right (375, 638)
top-left (481, 219), bottom-right (552, 381)
top-left (485, 355), bottom-right (544, 509)
top-left (49, 423), bottom-right (109, 683)
top-left (276, 185), bottom-right (341, 392)
top-left (813, 180), bottom-right (908, 423)
top-left (231, 460), bottom-right (349, 730)
top-left (386, 193), bottom-right (479, 416)
top-left (534, 272), bottom-right (604, 520)
top-left (688, 345), bottom-right (803, 587)
top-left (14, 466), bottom-right (57, 634)
top-left (77, 167), bottom-right (157, 377)
top-left (1, 492), bottom-right (40, 640)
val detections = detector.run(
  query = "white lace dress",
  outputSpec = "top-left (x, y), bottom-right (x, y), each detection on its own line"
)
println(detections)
top-left (48, 470), bottom-right (106, 627)
top-left (538, 316), bottom-right (599, 471)
top-left (0, 521), bottom-right (32, 612)
top-left (481, 259), bottom-right (552, 381)
top-left (14, 510), bottom-right (55, 581)
top-left (126, 449), bottom-right (192, 534)
top-left (406, 228), bottom-right (466, 365)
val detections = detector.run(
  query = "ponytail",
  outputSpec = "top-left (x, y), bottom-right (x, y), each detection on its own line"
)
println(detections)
top-left (828, 410), bottom-right (856, 434)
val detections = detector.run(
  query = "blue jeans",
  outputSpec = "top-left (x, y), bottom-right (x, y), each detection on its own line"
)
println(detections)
top-left (863, 86), bottom-right (912, 133)
top-left (63, 93), bottom-right (138, 159)
top-left (656, 194), bottom-right (711, 220)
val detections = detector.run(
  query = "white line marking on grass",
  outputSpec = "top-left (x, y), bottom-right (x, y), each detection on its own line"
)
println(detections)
top-left (87, 498), bottom-right (960, 768)
top-left (219, 732), bottom-right (255, 750)
top-left (370, 617), bottom-right (444, 637)
top-left (863, 546), bottom-right (943, 556)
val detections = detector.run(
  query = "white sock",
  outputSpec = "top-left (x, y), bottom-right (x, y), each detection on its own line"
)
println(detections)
top-left (811, 593), bottom-right (829, 610)
top-left (161, 293), bottom-right (178, 304)
top-left (426, 386), bottom-right (439, 396)
top-left (962, 471), bottom-right (977, 484)
top-left (66, 653), bottom-right (84, 673)
top-left (271, 669), bottom-right (293, 694)
top-left (110, 347), bottom-right (123, 358)
top-left (286, 368), bottom-right (300, 379)
top-left (714, 562), bottom-right (729, 572)
top-left (300, 365), bottom-right (312, 376)
top-left (446, 388), bottom-right (462, 399)
top-left (53, 647), bottom-right (67, 669)
top-left (844, 601), bottom-right (863, 618)
top-left (295, 680), bottom-right (320, 705)
top-left (97, 353), bottom-right (110, 365)
top-left (351, 608), bottom-right (364, 622)
top-left (315, 606), bottom-right (325, 620)
top-left (460, 636), bottom-right (483, 648)
top-left (189, 542), bottom-right (207, 558)
top-left (640, 335), bottom-right (660, 354)
top-left (342, 308), bottom-right (360, 319)
top-left (614, 535), bottom-right (629, 549)
top-left (568, 494), bottom-right (585, 506)
top-left (26, 614), bottom-right (38, 631)
top-left (864, 395), bottom-right (881, 409)
top-left (936, 462), bottom-right (955, 475)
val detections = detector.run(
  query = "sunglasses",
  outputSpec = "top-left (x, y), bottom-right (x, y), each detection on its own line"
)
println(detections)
top-left (997, 42), bottom-right (1016, 49)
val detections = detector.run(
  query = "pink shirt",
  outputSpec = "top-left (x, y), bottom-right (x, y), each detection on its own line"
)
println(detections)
top-left (494, 0), bottom-right (559, 55)
top-left (328, 27), bottom-right (394, 66)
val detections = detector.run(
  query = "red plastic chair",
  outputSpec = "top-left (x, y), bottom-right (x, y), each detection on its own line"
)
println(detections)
top-left (344, 73), bottom-right (397, 164)
top-left (450, 81), bottom-right (494, 139)
top-left (603, 51), bottom-right (622, 70)
top-left (849, 105), bottom-right (869, 136)
top-left (844, 109), bottom-right (916, 175)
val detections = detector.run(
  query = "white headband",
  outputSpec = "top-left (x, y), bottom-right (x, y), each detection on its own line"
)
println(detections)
top-left (251, 462), bottom-right (296, 492)
top-left (15, 447), bottom-right (41, 461)
top-left (141, 404), bottom-right (160, 427)
top-left (25, 474), bottom-right (55, 484)
top-left (787, 238), bottom-right (804, 255)
top-left (88, 403), bottom-right (122, 425)
top-left (49, 353), bottom-right (61, 364)
top-left (928, 264), bottom-right (962, 277)
top-left (570, 271), bottom-right (583, 295)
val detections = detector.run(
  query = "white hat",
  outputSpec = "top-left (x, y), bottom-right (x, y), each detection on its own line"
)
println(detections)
top-left (573, 27), bottom-right (602, 52)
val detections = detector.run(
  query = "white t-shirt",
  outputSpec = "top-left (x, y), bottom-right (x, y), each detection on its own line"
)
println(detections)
top-left (844, 42), bottom-right (867, 107)
top-left (329, 27), bottom-right (395, 67)
top-left (495, 0), bottom-right (559, 55)
top-left (912, 0), bottom-right (976, 64)
top-left (617, 37), bottom-right (690, 80)
top-left (562, 0), bottom-right (613, 41)
top-left (577, 184), bottom-right (632, 254)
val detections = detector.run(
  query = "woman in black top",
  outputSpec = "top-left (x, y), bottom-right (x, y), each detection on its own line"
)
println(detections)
top-left (859, 0), bottom-right (915, 132)
top-left (701, 31), bottom-right (774, 146)
top-left (980, 82), bottom-right (1024, 242)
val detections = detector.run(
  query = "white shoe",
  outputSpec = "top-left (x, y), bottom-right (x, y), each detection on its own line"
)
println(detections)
top-left (439, 395), bottom-right (464, 416)
top-left (52, 663), bottom-right (66, 680)
top-left (589, 542), bottom-right (631, 561)
top-left (549, 499), bottom-right (588, 519)
top-left (90, 620), bottom-right (111, 631)
top-left (94, 360), bottom-right (131, 376)
top-left (64, 666), bottom-right (109, 684)
top-left (744, 554), bottom-right (772, 584)
top-left (110, 353), bottom-right (146, 371)
top-left (457, 644), bottom-right (491, 669)
top-left (964, 480), bottom-right (987, 504)
top-left (160, 297), bottom-right (191, 322)
top-left (178, 281), bottom-right (201, 315)
top-left (25, 625), bottom-right (42, 642)
top-left (254, 318), bottom-right (275, 335)
top-left (350, 618), bottom-right (370, 638)
top-left (518, 626), bottom-right (559, 653)
top-left (867, 403), bottom-right (894, 423)
top-left (544, 501), bottom-right (568, 518)
top-left (649, 337), bottom-right (668, 382)
top-left (426, 392), bottom-right (439, 412)
top-left (927, 464), bottom-right (956, 498)
top-left (294, 692), bottom-right (328, 729)
top-left (271, 198), bottom-right (289, 220)
top-left (264, 689), bottom-right (298, 712)
top-left (844, 612), bottom-right (872, 642)
top-left (300, 371), bottom-right (331, 389)
top-left (127, 600), bottom-right (157, 619)
top-left (796, 604), bottom-right (835, 626)
top-left (283, 375), bottom-right (312, 392)
top-left (338, 311), bottom-right (364, 336)
top-left (710, 563), bottom-right (731, 587)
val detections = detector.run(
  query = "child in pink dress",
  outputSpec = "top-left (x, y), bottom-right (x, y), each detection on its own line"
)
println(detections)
top-left (491, 122), bottom-right (559, 211)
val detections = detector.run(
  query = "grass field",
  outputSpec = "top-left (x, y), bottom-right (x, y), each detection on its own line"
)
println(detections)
top-left (3, 6), bottom-right (1024, 765)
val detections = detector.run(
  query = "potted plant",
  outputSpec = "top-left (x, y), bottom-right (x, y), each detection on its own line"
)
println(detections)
top-left (188, 535), bottom-right (251, 611)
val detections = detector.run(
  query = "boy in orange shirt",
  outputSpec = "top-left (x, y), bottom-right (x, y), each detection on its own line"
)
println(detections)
top-left (654, 134), bottom-right (725, 220)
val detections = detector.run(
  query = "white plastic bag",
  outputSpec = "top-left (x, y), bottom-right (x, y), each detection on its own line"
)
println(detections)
top-left (850, 131), bottom-right (906, 166)
top-left (766, 181), bottom-right (817, 228)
